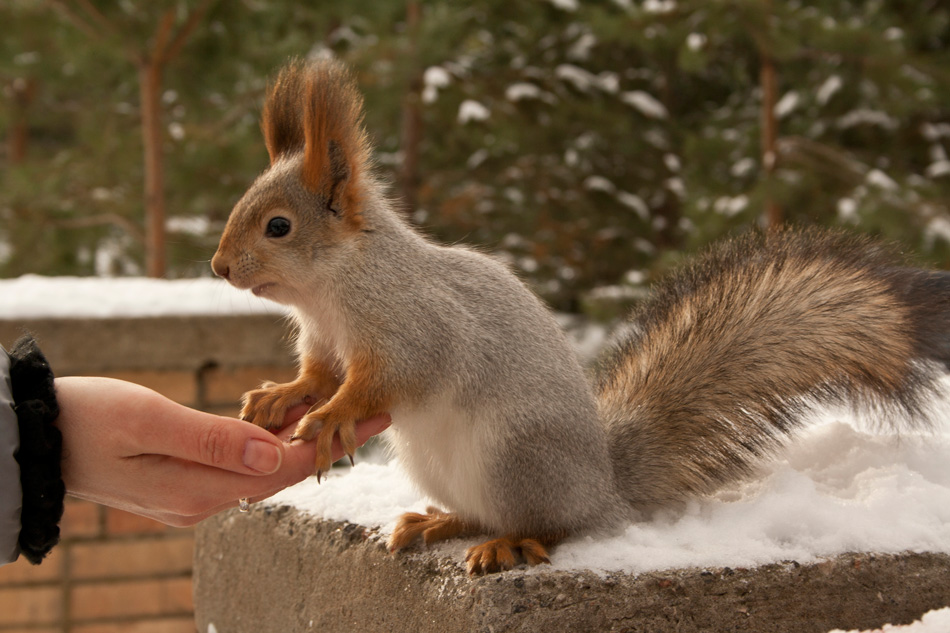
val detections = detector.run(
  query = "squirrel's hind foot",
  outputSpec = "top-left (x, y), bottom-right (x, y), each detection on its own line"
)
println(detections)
top-left (389, 510), bottom-right (562, 574)
top-left (465, 537), bottom-right (553, 575)
top-left (388, 507), bottom-right (472, 552)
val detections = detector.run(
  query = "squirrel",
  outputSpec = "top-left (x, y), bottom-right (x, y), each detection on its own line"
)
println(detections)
top-left (211, 58), bottom-right (950, 574)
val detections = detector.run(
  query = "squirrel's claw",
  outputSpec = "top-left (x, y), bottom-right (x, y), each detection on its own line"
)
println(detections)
top-left (297, 408), bottom-right (362, 477)
top-left (465, 537), bottom-right (552, 575)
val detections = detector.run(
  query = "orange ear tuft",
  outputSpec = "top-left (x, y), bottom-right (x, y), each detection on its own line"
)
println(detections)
top-left (300, 60), bottom-right (372, 230)
top-left (261, 60), bottom-right (309, 164)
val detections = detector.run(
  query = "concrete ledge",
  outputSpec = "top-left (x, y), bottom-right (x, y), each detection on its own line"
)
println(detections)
top-left (193, 505), bottom-right (950, 633)
top-left (0, 314), bottom-right (294, 373)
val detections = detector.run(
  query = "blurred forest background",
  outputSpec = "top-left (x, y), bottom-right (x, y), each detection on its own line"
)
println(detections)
top-left (2, 0), bottom-right (950, 314)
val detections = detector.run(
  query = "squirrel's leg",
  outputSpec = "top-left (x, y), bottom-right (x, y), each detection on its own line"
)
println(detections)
top-left (388, 507), bottom-right (477, 552)
top-left (465, 534), bottom-right (561, 575)
top-left (291, 349), bottom-right (390, 478)
top-left (240, 356), bottom-right (340, 430)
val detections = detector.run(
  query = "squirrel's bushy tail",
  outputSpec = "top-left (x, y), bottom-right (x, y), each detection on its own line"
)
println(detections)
top-left (596, 227), bottom-right (950, 512)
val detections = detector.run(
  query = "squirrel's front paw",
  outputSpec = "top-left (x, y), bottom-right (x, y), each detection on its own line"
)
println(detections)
top-left (291, 410), bottom-right (358, 481)
top-left (241, 382), bottom-right (317, 430)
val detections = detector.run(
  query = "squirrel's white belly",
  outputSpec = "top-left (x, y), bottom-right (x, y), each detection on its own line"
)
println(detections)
top-left (386, 392), bottom-right (495, 527)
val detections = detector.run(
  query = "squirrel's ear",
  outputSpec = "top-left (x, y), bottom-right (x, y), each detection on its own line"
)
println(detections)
top-left (261, 61), bottom-right (308, 164)
top-left (300, 60), bottom-right (371, 228)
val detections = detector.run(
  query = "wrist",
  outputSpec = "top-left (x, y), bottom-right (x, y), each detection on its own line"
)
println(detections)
top-left (9, 335), bottom-right (65, 565)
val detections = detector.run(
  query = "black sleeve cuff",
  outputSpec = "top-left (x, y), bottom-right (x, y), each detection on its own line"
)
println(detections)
top-left (9, 335), bottom-right (64, 565)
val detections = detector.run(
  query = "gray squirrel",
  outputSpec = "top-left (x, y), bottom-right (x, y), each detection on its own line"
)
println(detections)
top-left (211, 59), bottom-right (948, 574)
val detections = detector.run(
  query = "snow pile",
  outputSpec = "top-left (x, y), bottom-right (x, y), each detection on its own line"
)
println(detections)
top-left (829, 607), bottom-right (950, 633)
top-left (0, 275), bottom-right (286, 318)
top-left (268, 416), bottom-right (950, 575)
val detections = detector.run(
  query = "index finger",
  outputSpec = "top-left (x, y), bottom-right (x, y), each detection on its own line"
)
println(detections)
top-left (273, 413), bottom-right (392, 463)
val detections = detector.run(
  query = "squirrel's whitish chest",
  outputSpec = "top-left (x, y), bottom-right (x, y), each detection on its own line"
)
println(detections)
top-left (385, 393), bottom-right (495, 524)
top-left (293, 304), bottom-right (350, 367)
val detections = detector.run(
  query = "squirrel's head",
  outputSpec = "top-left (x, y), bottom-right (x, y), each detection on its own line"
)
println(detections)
top-left (211, 58), bottom-right (372, 305)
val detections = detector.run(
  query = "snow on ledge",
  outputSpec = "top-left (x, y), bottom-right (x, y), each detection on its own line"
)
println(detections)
top-left (267, 417), bottom-right (950, 576)
top-left (0, 275), bottom-right (287, 319)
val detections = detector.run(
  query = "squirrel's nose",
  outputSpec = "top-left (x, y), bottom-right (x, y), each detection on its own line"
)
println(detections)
top-left (211, 254), bottom-right (230, 280)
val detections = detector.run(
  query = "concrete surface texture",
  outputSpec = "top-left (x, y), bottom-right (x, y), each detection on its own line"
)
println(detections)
top-left (194, 505), bottom-right (950, 633)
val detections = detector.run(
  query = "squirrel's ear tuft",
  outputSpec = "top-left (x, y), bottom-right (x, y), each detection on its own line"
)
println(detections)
top-left (261, 59), bottom-right (309, 164)
top-left (300, 60), bottom-right (372, 228)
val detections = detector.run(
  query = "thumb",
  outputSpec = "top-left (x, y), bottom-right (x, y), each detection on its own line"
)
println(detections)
top-left (150, 411), bottom-right (286, 475)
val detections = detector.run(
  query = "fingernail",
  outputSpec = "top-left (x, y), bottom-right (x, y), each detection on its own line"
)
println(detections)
top-left (243, 439), bottom-right (282, 474)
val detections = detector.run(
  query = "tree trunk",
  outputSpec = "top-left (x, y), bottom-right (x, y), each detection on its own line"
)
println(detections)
top-left (139, 61), bottom-right (166, 278)
top-left (399, 0), bottom-right (422, 216)
top-left (8, 77), bottom-right (36, 165)
top-left (760, 52), bottom-right (783, 229)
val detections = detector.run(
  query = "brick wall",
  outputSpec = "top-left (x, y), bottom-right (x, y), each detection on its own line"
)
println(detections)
top-left (0, 315), bottom-right (296, 633)
top-left (0, 501), bottom-right (195, 633)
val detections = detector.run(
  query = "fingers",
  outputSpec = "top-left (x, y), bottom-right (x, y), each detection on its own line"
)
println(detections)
top-left (352, 413), bottom-right (392, 453)
top-left (83, 473), bottom-right (298, 528)
top-left (283, 403), bottom-right (312, 427)
top-left (116, 454), bottom-right (306, 524)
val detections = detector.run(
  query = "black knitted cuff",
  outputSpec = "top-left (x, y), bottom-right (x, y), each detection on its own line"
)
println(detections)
top-left (9, 335), bottom-right (64, 565)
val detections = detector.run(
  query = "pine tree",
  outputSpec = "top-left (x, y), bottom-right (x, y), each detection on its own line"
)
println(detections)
top-left (2, 0), bottom-right (948, 311)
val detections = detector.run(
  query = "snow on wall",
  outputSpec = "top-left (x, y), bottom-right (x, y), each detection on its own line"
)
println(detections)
top-left (0, 275), bottom-right (610, 362)
top-left (0, 275), bottom-right (286, 319)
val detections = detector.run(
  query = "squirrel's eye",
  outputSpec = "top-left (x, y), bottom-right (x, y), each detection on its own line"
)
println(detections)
top-left (265, 216), bottom-right (291, 238)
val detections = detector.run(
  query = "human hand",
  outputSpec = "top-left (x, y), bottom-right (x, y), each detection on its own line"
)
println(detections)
top-left (54, 376), bottom-right (390, 526)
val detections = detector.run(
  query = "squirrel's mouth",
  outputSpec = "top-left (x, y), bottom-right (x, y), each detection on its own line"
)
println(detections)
top-left (251, 283), bottom-right (276, 297)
